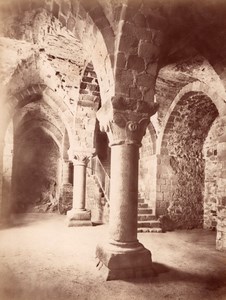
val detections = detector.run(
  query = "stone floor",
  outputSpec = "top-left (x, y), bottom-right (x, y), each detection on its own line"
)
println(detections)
top-left (0, 213), bottom-right (226, 300)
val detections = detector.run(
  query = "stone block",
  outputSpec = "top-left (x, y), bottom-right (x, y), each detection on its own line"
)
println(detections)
top-left (96, 241), bottom-right (154, 280)
top-left (146, 62), bottom-right (158, 76)
top-left (67, 17), bottom-right (75, 32)
top-left (67, 209), bottom-right (92, 226)
top-left (129, 87), bottom-right (142, 99)
top-left (118, 33), bottom-right (138, 53)
top-left (115, 52), bottom-right (126, 69)
top-left (138, 40), bottom-right (159, 61)
top-left (133, 13), bottom-right (146, 27)
top-left (127, 55), bottom-right (145, 73)
top-left (221, 196), bottom-right (226, 206)
top-left (136, 73), bottom-right (155, 88)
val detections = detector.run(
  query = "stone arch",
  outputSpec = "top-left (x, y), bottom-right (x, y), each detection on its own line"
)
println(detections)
top-left (0, 85), bottom-right (73, 218)
top-left (156, 85), bottom-right (223, 230)
top-left (2, 84), bottom-right (73, 151)
top-left (157, 81), bottom-right (226, 154)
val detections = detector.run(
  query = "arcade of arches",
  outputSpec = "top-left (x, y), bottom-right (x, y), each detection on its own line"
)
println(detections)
top-left (0, 0), bottom-right (226, 281)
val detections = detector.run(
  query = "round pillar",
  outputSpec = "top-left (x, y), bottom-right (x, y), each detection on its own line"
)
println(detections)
top-left (72, 159), bottom-right (87, 210)
top-left (96, 106), bottom-right (158, 280)
top-left (67, 154), bottom-right (92, 226)
top-left (109, 143), bottom-right (139, 243)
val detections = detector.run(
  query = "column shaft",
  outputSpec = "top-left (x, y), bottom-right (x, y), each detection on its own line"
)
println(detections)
top-left (109, 144), bottom-right (139, 242)
top-left (72, 161), bottom-right (86, 210)
top-left (66, 155), bottom-right (92, 226)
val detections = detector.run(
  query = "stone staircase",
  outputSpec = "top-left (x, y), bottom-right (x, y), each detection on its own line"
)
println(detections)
top-left (137, 197), bottom-right (162, 233)
top-left (90, 157), bottom-right (163, 232)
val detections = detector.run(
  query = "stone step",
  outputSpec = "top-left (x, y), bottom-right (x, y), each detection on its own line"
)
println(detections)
top-left (138, 227), bottom-right (163, 233)
top-left (138, 208), bottom-right (153, 214)
top-left (138, 220), bottom-right (161, 228)
top-left (137, 214), bottom-right (156, 221)
top-left (138, 203), bottom-right (148, 208)
top-left (138, 198), bottom-right (145, 203)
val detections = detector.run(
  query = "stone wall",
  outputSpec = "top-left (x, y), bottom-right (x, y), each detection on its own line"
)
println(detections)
top-left (74, 62), bottom-right (100, 151)
top-left (216, 116), bottom-right (226, 250)
top-left (12, 127), bottom-right (61, 213)
top-left (158, 93), bottom-right (218, 229)
top-left (203, 117), bottom-right (220, 230)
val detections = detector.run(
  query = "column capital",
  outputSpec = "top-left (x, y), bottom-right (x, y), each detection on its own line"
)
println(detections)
top-left (73, 154), bottom-right (90, 166)
top-left (97, 99), bottom-right (158, 146)
top-left (68, 148), bottom-right (95, 166)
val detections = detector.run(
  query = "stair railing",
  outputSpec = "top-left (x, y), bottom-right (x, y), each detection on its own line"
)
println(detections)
top-left (91, 156), bottom-right (110, 204)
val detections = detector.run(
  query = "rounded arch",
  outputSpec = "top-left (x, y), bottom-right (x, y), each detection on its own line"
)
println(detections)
top-left (1, 85), bottom-right (74, 152)
top-left (157, 81), bottom-right (226, 154)
top-left (155, 84), bottom-right (221, 229)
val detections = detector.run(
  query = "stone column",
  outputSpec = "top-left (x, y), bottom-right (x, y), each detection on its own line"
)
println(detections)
top-left (67, 153), bottom-right (92, 226)
top-left (96, 101), bottom-right (158, 280)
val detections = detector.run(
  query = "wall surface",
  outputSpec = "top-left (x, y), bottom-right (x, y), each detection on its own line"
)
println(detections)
top-left (203, 117), bottom-right (220, 230)
top-left (12, 127), bottom-right (61, 213)
top-left (161, 94), bottom-right (218, 229)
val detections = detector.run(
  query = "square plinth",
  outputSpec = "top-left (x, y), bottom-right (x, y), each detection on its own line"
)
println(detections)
top-left (96, 241), bottom-right (154, 280)
top-left (67, 209), bottom-right (92, 227)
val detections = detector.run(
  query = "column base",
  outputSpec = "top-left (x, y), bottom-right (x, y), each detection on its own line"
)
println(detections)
top-left (67, 209), bottom-right (92, 227)
top-left (96, 240), bottom-right (154, 280)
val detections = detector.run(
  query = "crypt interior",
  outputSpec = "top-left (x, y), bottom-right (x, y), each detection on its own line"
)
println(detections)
top-left (0, 0), bottom-right (226, 299)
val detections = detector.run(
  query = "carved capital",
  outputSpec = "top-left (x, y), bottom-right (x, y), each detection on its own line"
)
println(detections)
top-left (73, 154), bottom-right (90, 166)
top-left (97, 108), bottom-right (151, 147)
top-left (68, 148), bottom-right (95, 166)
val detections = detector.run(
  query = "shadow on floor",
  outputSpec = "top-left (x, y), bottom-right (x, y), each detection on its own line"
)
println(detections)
top-left (126, 262), bottom-right (226, 291)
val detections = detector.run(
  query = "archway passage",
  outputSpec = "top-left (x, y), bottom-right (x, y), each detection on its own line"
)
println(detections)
top-left (159, 92), bottom-right (219, 229)
top-left (12, 127), bottom-right (61, 213)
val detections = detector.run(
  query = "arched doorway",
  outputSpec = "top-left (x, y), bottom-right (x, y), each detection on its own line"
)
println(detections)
top-left (12, 127), bottom-right (61, 213)
top-left (158, 91), bottom-right (219, 229)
